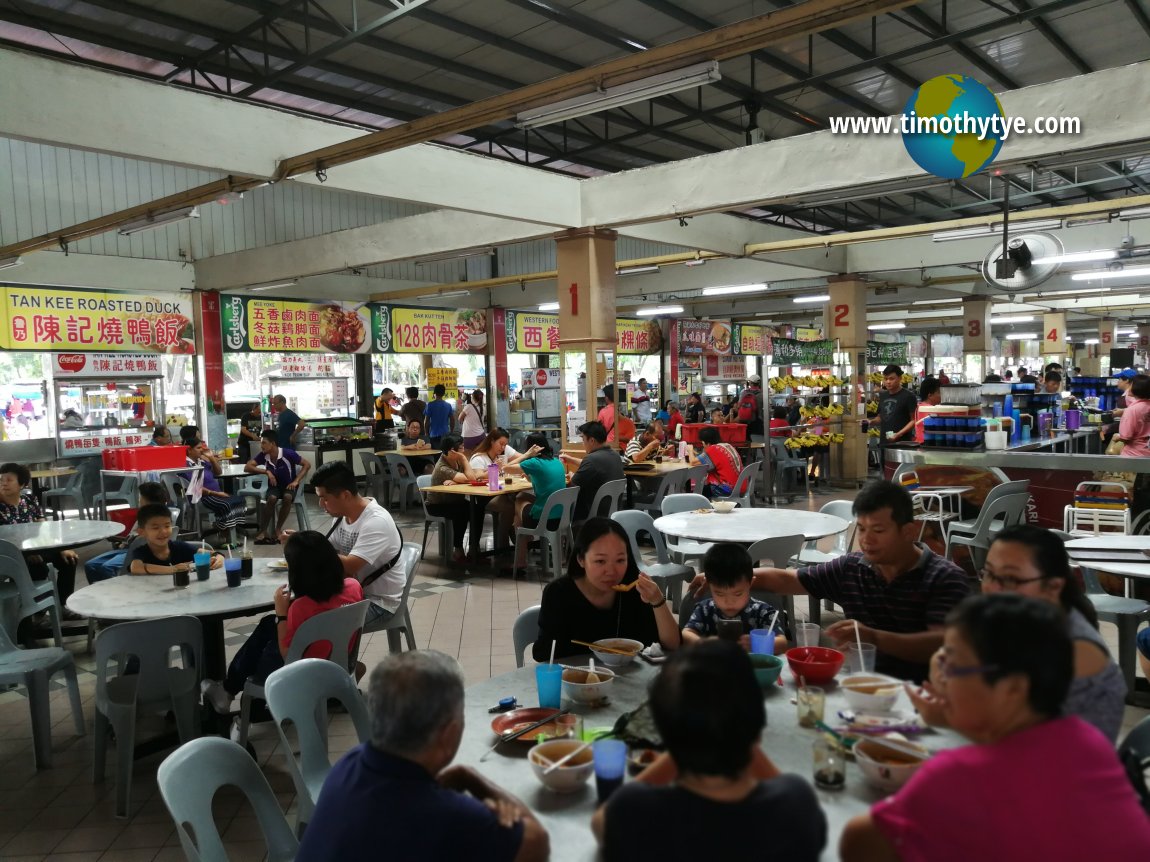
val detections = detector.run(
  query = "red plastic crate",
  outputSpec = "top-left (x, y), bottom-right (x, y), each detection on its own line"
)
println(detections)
top-left (101, 448), bottom-right (122, 469)
top-left (116, 446), bottom-right (187, 471)
top-left (679, 423), bottom-right (748, 444)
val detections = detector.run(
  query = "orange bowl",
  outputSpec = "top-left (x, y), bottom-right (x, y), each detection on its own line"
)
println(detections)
top-left (786, 646), bottom-right (845, 684)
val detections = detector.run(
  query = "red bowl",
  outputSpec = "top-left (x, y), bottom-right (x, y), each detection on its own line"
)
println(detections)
top-left (786, 646), bottom-right (845, 685)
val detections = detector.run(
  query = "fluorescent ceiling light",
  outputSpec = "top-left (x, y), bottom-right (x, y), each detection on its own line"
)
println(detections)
top-left (793, 294), bottom-right (830, 304)
top-left (1011, 219), bottom-right (1064, 232)
top-left (991, 316), bottom-right (1034, 324)
top-left (416, 289), bottom-right (470, 300)
top-left (1005, 332), bottom-right (1039, 340)
top-left (1032, 250), bottom-right (1118, 265)
top-left (701, 283), bottom-right (767, 297)
top-left (414, 247), bottom-right (493, 266)
top-left (1119, 207), bottom-right (1150, 221)
top-left (636, 305), bottom-right (684, 316)
top-left (248, 279), bottom-right (298, 292)
top-left (537, 302), bottom-right (560, 312)
top-left (1036, 286), bottom-right (1112, 296)
top-left (867, 322), bottom-right (906, 330)
top-left (1084, 338), bottom-right (1100, 344)
top-left (684, 259), bottom-right (707, 267)
top-left (907, 309), bottom-right (962, 318)
top-left (913, 297), bottom-right (965, 305)
top-left (1072, 266), bottom-right (1150, 280)
top-left (930, 218), bottom-right (1062, 242)
top-left (0, 255), bottom-right (22, 269)
top-left (118, 205), bottom-right (199, 236)
top-left (516, 61), bottom-right (721, 129)
top-left (617, 265), bottom-right (660, 276)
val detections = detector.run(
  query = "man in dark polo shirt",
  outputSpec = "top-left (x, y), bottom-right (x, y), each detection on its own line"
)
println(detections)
top-left (690, 480), bottom-right (971, 681)
top-left (297, 650), bottom-right (549, 862)
top-left (560, 420), bottom-right (625, 522)
top-left (870, 365), bottom-right (918, 446)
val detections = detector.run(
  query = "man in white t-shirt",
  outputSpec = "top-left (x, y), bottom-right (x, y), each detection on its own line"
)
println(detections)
top-left (305, 461), bottom-right (404, 627)
top-left (632, 378), bottom-right (654, 424)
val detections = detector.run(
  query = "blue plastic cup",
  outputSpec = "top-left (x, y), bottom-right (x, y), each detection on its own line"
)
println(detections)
top-left (535, 664), bottom-right (563, 709)
top-left (749, 628), bottom-right (776, 655)
top-left (224, 559), bottom-right (242, 587)
top-left (194, 551), bottom-right (212, 581)
top-left (593, 739), bottom-right (628, 802)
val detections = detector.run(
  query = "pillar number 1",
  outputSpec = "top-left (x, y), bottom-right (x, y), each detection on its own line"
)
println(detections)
top-left (569, 282), bottom-right (579, 316)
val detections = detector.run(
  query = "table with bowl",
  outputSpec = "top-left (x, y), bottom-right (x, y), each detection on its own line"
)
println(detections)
top-left (67, 556), bottom-right (285, 678)
top-left (419, 478), bottom-right (526, 560)
top-left (461, 642), bottom-right (963, 861)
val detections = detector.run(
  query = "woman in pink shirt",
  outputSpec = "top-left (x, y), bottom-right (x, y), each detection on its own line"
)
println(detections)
top-left (841, 593), bottom-right (1150, 862)
top-left (1118, 374), bottom-right (1150, 457)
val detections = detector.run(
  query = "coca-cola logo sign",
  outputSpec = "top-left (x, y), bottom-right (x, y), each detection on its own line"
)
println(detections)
top-left (56, 354), bottom-right (87, 373)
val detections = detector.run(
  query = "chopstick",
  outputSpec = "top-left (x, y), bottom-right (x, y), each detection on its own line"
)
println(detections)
top-left (542, 742), bottom-right (591, 774)
top-left (570, 639), bottom-right (636, 655)
top-left (479, 709), bottom-right (570, 762)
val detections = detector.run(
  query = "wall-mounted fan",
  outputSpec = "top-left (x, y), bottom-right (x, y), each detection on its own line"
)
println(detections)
top-left (981, 232), bottom-right (1064, 291)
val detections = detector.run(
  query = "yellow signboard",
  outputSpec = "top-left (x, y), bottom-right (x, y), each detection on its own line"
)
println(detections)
top-left (386, 307), bottom-right (488, 354)
top-left (0, 285), bottom-right (195, 352)
top-left (427, 366), bottom-right (459, 400)
top-left (505, 310), bottom-right (661, 355)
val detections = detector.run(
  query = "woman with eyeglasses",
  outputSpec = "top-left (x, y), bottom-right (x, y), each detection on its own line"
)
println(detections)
top-left (841, 593), bottom-right (1150, 862)
top-left (906, 525), bottom-right (1124, 742)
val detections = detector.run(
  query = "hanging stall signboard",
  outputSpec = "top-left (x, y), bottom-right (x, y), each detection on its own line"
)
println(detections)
top-left (427, 366), bottom-right (459, 400)
top-left (679, 319), bottom-right (733, 355)
top-left (52, 352), bottom-right (164, 378)
top-left (376, 306), bottom-right (489, 354)
top-left (733, 324), bottom-right (767, 356)
top-left (865, 341), bottom-right (909, 365)
top-left (221, 295), bottom-right (371, 353)
top-left (770, 338), bottom-right (835, 366)
top-left (704, 355), bottom-right (749, 379)
top-left (503, 311), bottom-right (662, 355)
top-left (277, 354), bottom-right (336, 377)
top-left (0, 285), bottom-right (194, 353)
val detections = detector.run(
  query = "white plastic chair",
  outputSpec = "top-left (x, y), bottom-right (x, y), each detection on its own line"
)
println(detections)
top-left (768, 438), bottom-right (809, 499)
top-left (0, 539), bottom-right (64, 647)
top-left (790, 500), bottom-right (855, 625)
top-left (945, 492), bottom-right (1032, 571)
top-left (94, 616), bottom-right (203, 817)
top-left (711, 461), bottom-right (759, 509)
top-left (660, 493), bottom-right (713, 568)
top-left (583, 478), bottom-right (628, 522)
top-left (1063, 481), bottom-right (1132, 536)
top-left (159, 736), bottom-right (299, 862)
top-left (264, 658), bottom-right (371, 833)
top-left (42, 465), bottom-right (90, 520)
top-left (632, 468), bottom-right (688, 516)
top-left (513, 486), bottom-right (580, 581)
top-left (92, 475), bottom-right (138, 520)
top-left (362, 543), bottom-right (422, 654)
top-left (747, 534), bottom-right (806, 639)
top-left (0, 622), bottom-right (85, 769)
top-left (358, 450), bottom-right (388, 502)
top-left (237, 599), bottom-right (370, 747)
top-left (612, 510), bottom-right (695, 611)
top-left (943, 479), bottom-right (1031, 554)
top-left (512, 604), bottom-right (541, 668)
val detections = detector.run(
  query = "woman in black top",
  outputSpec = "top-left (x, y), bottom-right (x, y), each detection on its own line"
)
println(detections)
top-left (533, 518), bottom-right (680, 661)
top-left (685, 393), bottom-right (705, 424)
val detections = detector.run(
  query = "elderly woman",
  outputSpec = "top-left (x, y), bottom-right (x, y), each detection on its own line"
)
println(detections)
top-left (533, 518), bottom-right (680, 661)
top-left (841, 593), bottom-right (1150, 861)
top-left (0, 462), bottom-right (80, 614)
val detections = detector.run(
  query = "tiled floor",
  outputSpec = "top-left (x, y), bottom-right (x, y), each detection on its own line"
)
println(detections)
top-left (1, 481), bottom-right (1146, 861)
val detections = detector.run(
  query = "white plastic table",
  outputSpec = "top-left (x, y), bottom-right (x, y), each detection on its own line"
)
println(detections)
top-left (0, 519), bottom-right (124, 553)
top-left (653, 509), bottom-right (849, 543)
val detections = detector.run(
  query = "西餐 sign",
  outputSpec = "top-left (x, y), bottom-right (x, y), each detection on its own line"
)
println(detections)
top-left (0, 285), bottom-right (194, 353)
top-left (375, 306), bottom-right (489, 354)
top-left (221, 296), bottom-right (371, 353)
top-left (503, 310), bottom-right (661, 355)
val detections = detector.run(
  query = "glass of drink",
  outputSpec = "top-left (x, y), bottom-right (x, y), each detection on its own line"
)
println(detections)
top-left (592, 740), bottom-right (627, 803)
top-left (795, 623), bottom-right (821, 647)
top-left (224, 560), bottom-right (243, 588)
top-left (846, 643), bottom-right (877, 674)
top-left (535, 664), bottom-right (563, 710)
top-left (239, 548), bottom-right (253, 579)
top-left (812, 737), bottom-right (846, 790)
top-left (172, 564), bottom-right (190, 590)
top-left (193, 550), bottom-right (212, 582)
top-left (554, 713), bottom-right (583, 742)
top-left (796, 686), bottom-right (825, 729)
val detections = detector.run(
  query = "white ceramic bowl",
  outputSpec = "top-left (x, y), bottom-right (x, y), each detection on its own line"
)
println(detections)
top-left (841, 674), bottom-right (903, 714)
top-left (561, 665), bottom-right (615, 704)
top-left (853, 738), bottom-right (929, 793)
top-left (590, 638), bottom-right (644, 668)
top-left (712, 501), bottom-right (737, 513)
top-left (528, 739), bottom-right (594, 793)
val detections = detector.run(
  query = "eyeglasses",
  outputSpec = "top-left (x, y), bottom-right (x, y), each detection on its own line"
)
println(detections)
top-left (935, 652), bottom-right (998, 682)
top-left (978, 569), bottom-right (1045, 589)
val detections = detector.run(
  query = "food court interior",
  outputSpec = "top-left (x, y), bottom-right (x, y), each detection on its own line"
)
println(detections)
top-left (2, 0), bottom-right (1150, 858)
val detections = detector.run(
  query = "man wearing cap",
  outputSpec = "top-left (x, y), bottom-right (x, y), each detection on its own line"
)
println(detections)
top-left (1102, 369), bottom-right (1138, 441)
top-left (734, 375), bottom-right (765, 437)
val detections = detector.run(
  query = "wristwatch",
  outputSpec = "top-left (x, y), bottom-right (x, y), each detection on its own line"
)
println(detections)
top-left (276, 615), bottom-right (288, 623)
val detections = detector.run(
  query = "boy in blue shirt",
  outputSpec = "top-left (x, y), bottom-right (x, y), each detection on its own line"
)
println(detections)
top-left (424, 383), bottom-right (455, 448)
top-left (683, 543), bottom-right (788, 653)
top-left (129, 504), bottom-right (223, 575)
top-left (84, 482), bottom-right (170, 582)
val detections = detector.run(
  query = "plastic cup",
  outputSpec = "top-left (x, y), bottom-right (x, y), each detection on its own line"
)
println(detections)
top-left (813, 737), bottom-right (846, 790)
top-left (535, 664), bottom-right (563, 709)
top-left (846, 643), bottom-right (877, 674)
top-left (225, 560), bottom-right (243, 588)
top-left (592, 739), bottom-right (628, 802)
top-left (796, 686), bottom-right (825, 728)
top-left (749, 628), bottom-right (776, 655)
top-left (172, 566), bottom-right (189, 590)
top-left (795, 623), bottom-right (821, 648)
top-left (239, 553), bottom-right (253, 579)
top-left (194, 551), bottom-right (212, 582)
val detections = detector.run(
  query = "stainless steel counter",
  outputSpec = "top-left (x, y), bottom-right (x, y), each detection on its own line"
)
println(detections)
top-left (887, 440), bottom-right (1150, 474)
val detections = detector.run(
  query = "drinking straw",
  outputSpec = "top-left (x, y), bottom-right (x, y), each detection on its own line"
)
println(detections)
top-left (227, 546), bottom-right (233, 559)
top-left (854, 620), bottom-right (865, 662)
top-left (766, 609), bottom-right (780, 637)
top-left (549, 640), bottom-right (557, 665)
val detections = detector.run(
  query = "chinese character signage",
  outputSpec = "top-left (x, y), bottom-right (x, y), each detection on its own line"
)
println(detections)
top-left (52, 353), bottom-right (163, 378)
top-left (375, 306), bottom-right (489, 354)
top-left (734, 324), bottom-right (767, 356)
top-left (704, 356), bottom-right (750, 379)
top-left (679, 319), bottom-right (733, 356)
top-left (278, 354), bottom-right (336, 377)
top-left (221, 296), bottom-right (370, 353)
top-left (427, 366), bottom-right (459, 400)
top-left (503, 311), bottom-right (661, 355)
top-left (865, 341), bottom-right (909, 365)
top-left (0, 286), bottom-right (194, 353)
top-left (771, 338), bottom-right (835, 366)
top-left (59, 432), bottom-right (148, 457)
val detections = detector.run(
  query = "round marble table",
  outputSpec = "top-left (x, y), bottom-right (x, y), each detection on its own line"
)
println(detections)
top-left (1065, 535), bottom-right (1150, 581)
top-left (0, 519), bottom-right (125, 553)
top-left (67, 558), bottom-right (286, 677)
top-left (653, 509), bottom-right (849, 544)
top-left (461, 661), bottom-right (962, 862)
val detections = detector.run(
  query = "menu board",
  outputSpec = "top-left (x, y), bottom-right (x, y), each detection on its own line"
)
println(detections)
top-left (679, 319), bottom-right (733, 355)
top-left (734, 324), bottom-right (767, 356)
top-left (771, 338), bottom-right (835, 366)
top-left (0, 285), bottom-right (194, 353)
top-left (866, 341), bottom-right (909, 365)
top-left (221, 296), bottom-right (370, 353)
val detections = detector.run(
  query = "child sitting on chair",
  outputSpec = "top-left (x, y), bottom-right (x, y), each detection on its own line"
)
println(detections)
top-left (682, 543), bottom-right (788, 654)
top-left (84, 482), bottom-right (169, 582)
top-left (128, 503), bottom-right (223, 576)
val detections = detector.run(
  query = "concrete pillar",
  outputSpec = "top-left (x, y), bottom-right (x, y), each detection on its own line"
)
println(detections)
top-left (555, 228), bottom-right (618, 445)
top-left (825, 275), bottom-right (868, 484)
top-left (1099, 319), bottom-right (1117, 375)
top-left (1138, 326), bottom-right (1150, 366)
top-left (1042, 312), bottom-right (1066, 367)
top-left (962, 299), bottom-right (991, 382)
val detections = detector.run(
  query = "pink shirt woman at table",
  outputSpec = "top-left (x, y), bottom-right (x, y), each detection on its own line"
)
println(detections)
top-left (1117, 374), bottom-right (1150, 457)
